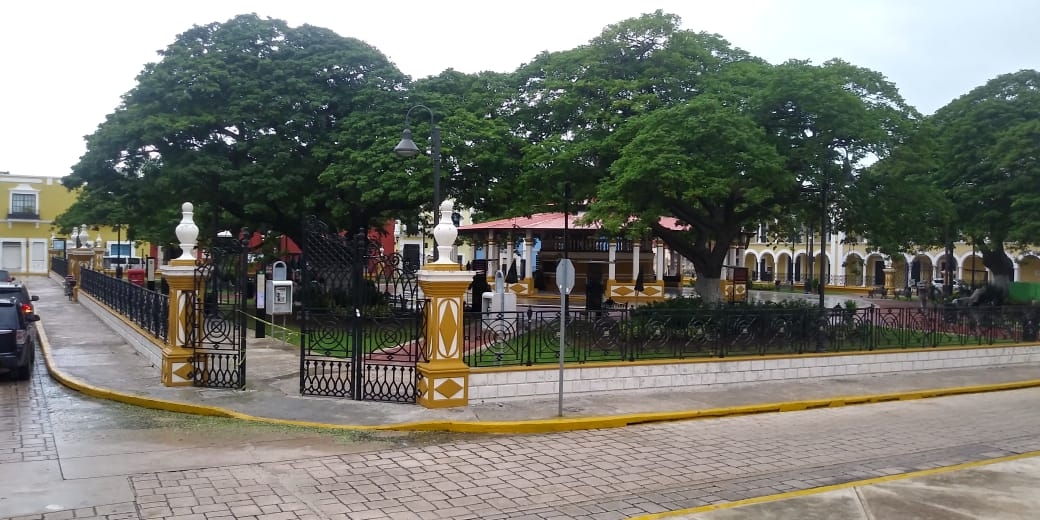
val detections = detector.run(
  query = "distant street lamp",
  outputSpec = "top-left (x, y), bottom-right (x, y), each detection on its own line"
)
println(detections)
top-left (394, 105), bottom-right (441, 262)
top-left (115, 224), bottom-right (122, 279)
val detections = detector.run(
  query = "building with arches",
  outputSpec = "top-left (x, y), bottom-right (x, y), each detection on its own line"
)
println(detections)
top-left (741, 224), bottom-right (1040, 290)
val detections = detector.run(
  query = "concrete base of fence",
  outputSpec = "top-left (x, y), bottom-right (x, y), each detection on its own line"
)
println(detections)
top-left (66, 280), bottom-right (165, 370)
top-left (467, 345), bottom-right (1040, 402)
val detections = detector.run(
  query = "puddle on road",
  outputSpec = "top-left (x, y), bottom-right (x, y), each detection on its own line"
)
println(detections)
top-left (47, 389), bottom-right (495, 451)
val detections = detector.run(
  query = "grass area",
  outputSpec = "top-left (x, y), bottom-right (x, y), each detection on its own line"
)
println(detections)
top-left (239, 310), bottom-right (421, 358)
top-left (464, 319), bottom-right (1019, 367)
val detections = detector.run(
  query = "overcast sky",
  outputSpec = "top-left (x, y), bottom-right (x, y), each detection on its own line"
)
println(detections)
top-left (1, 0), bottom-right (1036, 178)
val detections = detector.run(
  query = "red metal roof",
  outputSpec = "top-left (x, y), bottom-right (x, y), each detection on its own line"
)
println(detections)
top-left (248, 232), bottom-right (302, 254)
top-left (458, 213), bottom-right (686, 232)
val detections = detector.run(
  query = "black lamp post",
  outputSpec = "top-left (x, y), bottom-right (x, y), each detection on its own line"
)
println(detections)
top-left (394, 105), bottom-right (441, 262)
top-left (819, 178), bottom-right (828, 309)
top-left (115, 224), bottom-right (122, 279)
top-left (805, 224), bottom-right (814, 294)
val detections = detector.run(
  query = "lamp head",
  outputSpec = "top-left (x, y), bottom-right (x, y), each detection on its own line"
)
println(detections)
top-left (393, 128), bottom-right (420, 157)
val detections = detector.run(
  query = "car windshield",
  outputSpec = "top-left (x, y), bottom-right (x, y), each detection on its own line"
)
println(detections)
top-left (0, 286), bottom-right (25, 300)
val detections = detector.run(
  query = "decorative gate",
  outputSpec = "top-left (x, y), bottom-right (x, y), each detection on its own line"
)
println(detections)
top-left (190, 233), bottom-right (249, 389)
top-left (300, 216), bottom-right (424, 402)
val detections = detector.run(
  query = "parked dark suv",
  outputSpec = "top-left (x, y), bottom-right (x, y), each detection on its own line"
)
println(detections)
top-left (0, 297), bottom-right (39, 380)
top-left (0, 282), bottom-right (38, 317)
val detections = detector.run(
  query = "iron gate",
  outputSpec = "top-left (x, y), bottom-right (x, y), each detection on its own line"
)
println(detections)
top-left (300, 216), bottom-right (424, 402)
top-left (190, 233), bottom-right (249, 389)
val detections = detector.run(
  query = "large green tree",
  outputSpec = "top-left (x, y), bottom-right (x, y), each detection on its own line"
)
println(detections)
top-left (602, 95), bottom-right (790, 300)
top-left (755, 59), bottom-right (919, 247)
top-left (928, 70), bottom-right (1040, 287)
top-left (503, 11), bottom-right (753, 216)
top-left (405, 70), bottom-right (528, 223)
top-left (592, 56), bottom-right (917, 301)
top-left (62, 14), bottom-right (415, 247)
top-left (844, 120), bottom-right (953, 256)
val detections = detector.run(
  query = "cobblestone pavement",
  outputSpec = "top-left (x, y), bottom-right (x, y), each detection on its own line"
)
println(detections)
top-left (0, 354), bottom-right (57, 465)
top-left (4, 347), bottom-right (1039, 520)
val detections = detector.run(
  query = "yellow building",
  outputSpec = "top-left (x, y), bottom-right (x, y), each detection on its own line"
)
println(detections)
top-left (0, 172), bottom-right (78, 276)
top-left (741, 226), bottom-right (1040, 289)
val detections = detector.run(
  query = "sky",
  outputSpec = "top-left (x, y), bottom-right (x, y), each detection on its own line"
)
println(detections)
top-left (1, 0), bottom-right (1037, 178)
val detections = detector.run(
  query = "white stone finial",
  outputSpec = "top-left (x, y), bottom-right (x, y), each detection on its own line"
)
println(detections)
top-left (78, 225), bottom-right (89, 249)
top-left (95, 233), bottom-right (103, 248)
top-left (175, 202), bottom-right (199, 261)
top-left (432, 199), bottom-right (458, 264)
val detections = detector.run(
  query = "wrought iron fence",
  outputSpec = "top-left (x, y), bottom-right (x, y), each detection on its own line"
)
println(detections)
top-left (462, 304), bottom-right (1040, 367)
top-left (78, 268), bottom-right (169, 342)
top-left (51, 256), bottom-right (68, 278)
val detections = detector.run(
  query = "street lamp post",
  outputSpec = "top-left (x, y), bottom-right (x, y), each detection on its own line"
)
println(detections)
top-left (115, 224), bottom-right (122, 279)
top-left (394, 105), bottom-right (441, 262)
top-left (819, 179), bottom-right (828, 309)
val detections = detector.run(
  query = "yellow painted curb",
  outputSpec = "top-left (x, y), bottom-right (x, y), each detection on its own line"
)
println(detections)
top-left (36, 315), bottom-right (1040, 435)
top-left (629, 449), bottom-right (1040, 519)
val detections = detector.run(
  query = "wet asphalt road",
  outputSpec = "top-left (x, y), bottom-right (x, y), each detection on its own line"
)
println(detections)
top-left (5, 344), bottom-right (1040, 519)
top-left (0, 281), bottom-right (485, 518)
top-left (2, 276), bottom-right (1039, 519)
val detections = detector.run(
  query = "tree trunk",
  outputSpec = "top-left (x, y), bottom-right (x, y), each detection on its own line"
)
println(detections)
top-left (695, 276), bottom-right (721, 302)
top-left (981, 248), bottom-right (1014, 291)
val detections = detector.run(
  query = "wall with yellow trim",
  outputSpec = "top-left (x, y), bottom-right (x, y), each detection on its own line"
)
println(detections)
top-left (467, 345), bottom-right (1040, 401)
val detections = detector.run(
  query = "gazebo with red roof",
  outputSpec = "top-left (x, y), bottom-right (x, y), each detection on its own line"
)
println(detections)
top-left (457, 213), bottom-right (686, 303)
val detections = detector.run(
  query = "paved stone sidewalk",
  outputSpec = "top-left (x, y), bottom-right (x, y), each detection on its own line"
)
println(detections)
top-left (12, 388), bottom-right (1037, 519)
top-left (8, 274), bottom-right (1040, 519)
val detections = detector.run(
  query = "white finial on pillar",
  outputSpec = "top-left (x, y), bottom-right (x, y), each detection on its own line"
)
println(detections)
top-left (432, 199), bottom-right (458, 264)
top-left (175, 202), bottom-right (199, 261)
top-left (78, 225), bottom-right (89, 249)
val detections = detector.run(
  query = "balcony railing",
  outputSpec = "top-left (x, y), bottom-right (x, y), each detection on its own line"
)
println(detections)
top-left (7, 211), bottom-right (40, 220)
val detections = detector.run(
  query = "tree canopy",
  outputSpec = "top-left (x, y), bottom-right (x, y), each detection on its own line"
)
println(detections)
top-left (62, 14), bottom-right (415, 246)
top-left (931, 70), bottom-right (1040, 284)
top-left (58, 11), bottom-right (1037, 300)
top-left (864, 69), bottom-right (1040, 287)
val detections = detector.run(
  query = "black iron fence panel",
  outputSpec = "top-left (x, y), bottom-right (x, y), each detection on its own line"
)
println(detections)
top-left (300, 217), bottom-right (423, 402)
top-left (78, 268), bottom-right (169, 342)
top-left (51, 257), bottom-right (68, 278)
top-left (359, 298), bottom-right (426, 402)
top-left (192, 236), bottom-right (249, 389)
top-left (463, 305), bottom-right (1040, 368)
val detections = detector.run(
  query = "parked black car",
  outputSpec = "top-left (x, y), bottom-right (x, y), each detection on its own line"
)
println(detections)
top-left (0, 297), bottom-right (39, 380)
top-left (0, 282), bottom-right (38, 317)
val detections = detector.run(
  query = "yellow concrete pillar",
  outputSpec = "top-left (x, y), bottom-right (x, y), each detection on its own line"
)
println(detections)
top-left (883, 267), bottom-right (896, 293)
top-left (161, 263), bottom-right (198, 387)
top-left (93, 241), bottom-right (106, 271)
top-left (66, 248), bottom-right (95, 302)
top-left (160, 202), bottom-right (201, 387)
top-left (719, 279), bottom-right (747, 303)
top-left (416, 200), bottom-right (476, 409)
top-left (417, 270), bottom-right (474, 408)
top-left (47, 247), bottom-right (61, 272)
